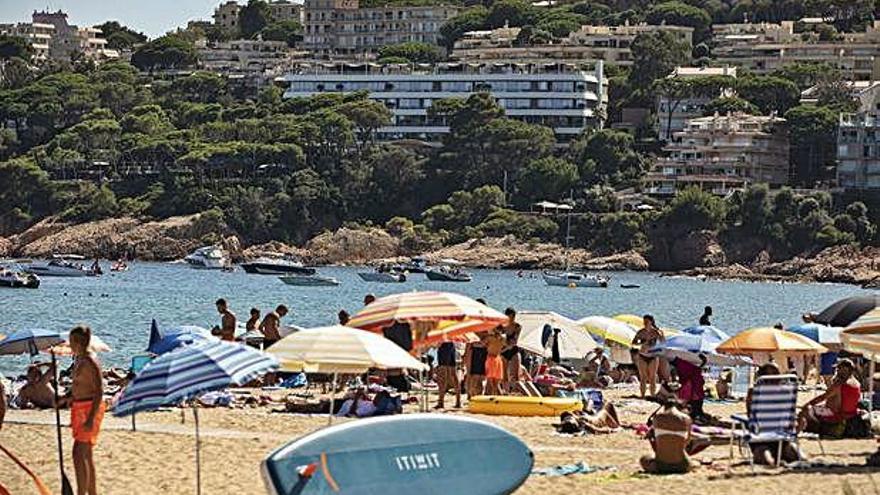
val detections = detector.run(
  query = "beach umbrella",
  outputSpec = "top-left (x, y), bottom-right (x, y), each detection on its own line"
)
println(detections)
top-left (786, 323), bottom-right (842, 346)
top-left (613, 314), bottom-right (679, 336)
top-left (146, 324), bottom-right (217, 355)
top-left (840, 309), bottom-right (880, 358)
top-left (653, 334), bottom-right (751, 367)
top-left (517, 311), bottom-right (599, 360)
top-left (716, 327), bottom-right (827, 355)
top-left (113, 341), bottom-right (277, 495)
top-left (45, 333), bottom-right (112, 356)
top-left (813, 294), bottom-right (879, 327)
top-left (577, 316), bottom-right (637, 347)
top-left (412, 318), bottom-right (499, 350)
top-left (0, 329), bottom-right (72, 495)
top-left (267, 325), bottom-right (428, 423)
top-left (348, 291), bottom-right (507, 341)
top-left (681, 325), bottom-right (730, 345)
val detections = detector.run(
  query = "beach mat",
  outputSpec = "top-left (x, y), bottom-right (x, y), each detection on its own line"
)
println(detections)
top-left (0, 443), bottom-right (52, 495)
top-left (531, 461), bottom-right (615, 477)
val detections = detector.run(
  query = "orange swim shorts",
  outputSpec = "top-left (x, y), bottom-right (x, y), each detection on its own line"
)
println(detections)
top-left (485, 355), bottom-right (504, 380)
top-left (71, 400), bottom-right (106, 445)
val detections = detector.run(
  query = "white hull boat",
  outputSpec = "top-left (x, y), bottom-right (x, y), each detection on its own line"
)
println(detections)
top-left (279, 274), bottom-right (339, 286)
top-left (26, 259), bottom-right (97, 277)
top-left (185, 246), bottom-right (229, 269)
top-left (357, 271), bottom-right (406, 283)
top-left (543, 271), bottom-right (609, 288)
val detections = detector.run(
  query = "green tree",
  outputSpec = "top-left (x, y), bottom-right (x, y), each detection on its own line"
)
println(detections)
top-left (784, 104), bottom-right (838, 185)
top-left (260, 20), bottom-right (302, 47)
top-left (645, 1), bottom-right (713, 42)
top-left (662, 186), bottom-right (726, 231)
top-left (771, 62), bottom-right (840, 91)
top-left (486, 0), bottom-right (537, 28)
top-left (736, 76), bottom-right (801, 114)
top-left (594, 212), bottom-right (646, 252)
top-left (377, 42), bottom-right (442, 63)
top-left (130, 35), bottom-right (197, 71)
top-left (569, 129), bottom-right (647, 186)
top-left (240, 0), bottom-right (272, 38)
top-left (626, 31), bottom-right (691, 104)
top-left (0, 157), bottom-right (55, 234)
top-left (0, 35), bottom-right (32, 60)
top-left (439, 7), bottom-right (489, 51)
top-left (98, 21), bottom-right (148, 50)
top-left (516, 157), bottom-right (580, 203)
top-left (702, 96), bottom-right (760, 116)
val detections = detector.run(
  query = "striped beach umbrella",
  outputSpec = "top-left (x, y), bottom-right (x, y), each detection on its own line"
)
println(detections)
top-left (841, 309), bottom-right (880, 360)
top-left (112, 341), bottom-right (277, 495)
top-left (348, 290), bottom-right (507, 335)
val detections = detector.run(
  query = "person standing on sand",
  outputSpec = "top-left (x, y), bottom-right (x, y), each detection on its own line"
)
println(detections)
top-left (434, 342), bottom-right (461, 409)
top-left (245, 308), bottom-right (260, 332)
top-left (484, 328), bottom-right (506, 395)
top-left (500, 308), bottom-right (522, 393)
top-left (633, 315), bottom-right (664, 398)
top-left (213, 299), bottom-right (236, 341)
top-left (259, 305), bottom-right (289, 348)
top-left (699, 306), bottom-right (712, 326)
top-left (64, 325), bottom-right (105, 495)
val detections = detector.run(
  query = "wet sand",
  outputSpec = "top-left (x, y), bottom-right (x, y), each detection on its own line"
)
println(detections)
top-left (2, 388), bottom-right (878, 494)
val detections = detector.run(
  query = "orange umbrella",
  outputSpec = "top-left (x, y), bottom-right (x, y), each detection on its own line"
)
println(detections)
top-left (350, 290), bottom-right (506, 327)
top-left (412, 319), bottom-right (493, 350)
top-left (716, 327), bottom-right (827, 355)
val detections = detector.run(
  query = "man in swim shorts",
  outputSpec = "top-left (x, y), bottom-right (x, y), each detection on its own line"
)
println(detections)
top-left (66, 325), bottom-right (105, 495)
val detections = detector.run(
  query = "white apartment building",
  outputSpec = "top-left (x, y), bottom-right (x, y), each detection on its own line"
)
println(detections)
top-left (452, 23), bottom-right (694, 66)
top-left (713, 21), bottom-right (880, 80)
top-left (656, 66), bottom-right (737, 142)
top-left (197, 38), bottom-right (291, 77)
top-left (304, 0), bottom-right (458, 56)
top-left (276, 61), bottom-right (606, 142)
top-left (31, 10), bottom-right (117, 61)
top-left (646, 113), bottom-right (789, 196)
top-left (0, 22), bottom-right (54, 61)
top-left (838, 112), bottom-right (880, 190)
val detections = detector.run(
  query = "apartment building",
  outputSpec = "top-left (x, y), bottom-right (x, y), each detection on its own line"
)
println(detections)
top-left (303, 0), bottom-right (458, 56)
top-left (838, 112), bottom-right (880, 190)
top-left (0, 22), bottom-right (54, 61)
top-left (452, 23), bottom-right (693, 66)
top-left (713, 21), bottom-right (880, 80)
top-left (214, 1), bottom-right (242, 31)
top-left (645, 113), bottom-right (789, 196)
top-left (277, 60), bottom-right (606, 142)
top-left (268, 1), bottom-right (303, 23)
top-left (31, 10), bottom-right (117, 61)
top-left (801, 80), bottom-right (880, 114)
top-left (656, 66), bottom-right (737, 142)
top-left (197, 38), bottom-right (291, 78)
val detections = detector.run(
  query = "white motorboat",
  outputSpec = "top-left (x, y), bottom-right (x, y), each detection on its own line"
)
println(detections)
top-left (184, 246), bottom-right (229, 269)
top-left (357, 271), bottom-right (406, 283)
top-left (425, 266), bottom-right (472, 282)
top-left (279, 274), bottom-right (339, 286)
top-left (543, 271), bottom-right (609, 288)
top-left (242, 255), bottom-right (315, 275)
top-left (0, 262), bottom-right (40, 288)
top-left (26, 255), bottom-right (99, 277)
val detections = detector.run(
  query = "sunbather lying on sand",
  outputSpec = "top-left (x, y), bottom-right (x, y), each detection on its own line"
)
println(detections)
top-left (556, 403), bottom-right (621, 434)
top-left (17, 363), bottom-right (56, 409)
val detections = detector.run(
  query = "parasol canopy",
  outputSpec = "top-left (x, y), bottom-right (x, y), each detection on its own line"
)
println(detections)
top-left (0, 329), bottom-right (65, 356)
top-left (813, 295), bottom-right (879, 327)
top-left (517, 311), bottom-right (599, 360)
top-left (681, 325), bottom-right (730, 344)
top-left (578, 316), bottom-right (636, 347)
top-left (786, 323), bottom-right (842, 346)
top-left (841, 309), bottom-right (880, 360)
top-left (717, 327), bottom-right (827, 355)
top-left (613, 314), bottom-right (679, 336)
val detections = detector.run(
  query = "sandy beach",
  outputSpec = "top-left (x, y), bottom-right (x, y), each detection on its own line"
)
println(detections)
top-left (3, 388), bottom-right (879, 495)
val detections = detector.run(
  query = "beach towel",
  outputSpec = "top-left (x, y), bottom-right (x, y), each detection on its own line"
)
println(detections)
top-left (0, 444), bottom-right (52, 495)
top-left (557, 388), bottom-right (604, 411)
top-left (281, 373), bottom-right (308, 389)
top-left (531, 462), bottom-right (615, 477)
top-left (198, 391), bottom-right (234, 407)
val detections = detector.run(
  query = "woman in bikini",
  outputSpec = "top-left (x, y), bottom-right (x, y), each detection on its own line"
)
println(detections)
top-left (632, 314), bottom-right (664, 398)
top-left (63, 325), bottom-right (105, 495)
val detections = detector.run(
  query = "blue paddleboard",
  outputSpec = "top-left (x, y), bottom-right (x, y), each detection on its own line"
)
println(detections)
top-left (262, 414), bottom-right (534, 495)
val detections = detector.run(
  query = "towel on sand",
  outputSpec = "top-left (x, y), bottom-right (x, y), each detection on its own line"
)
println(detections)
top-left (531, 462), bottom-right (615, 477)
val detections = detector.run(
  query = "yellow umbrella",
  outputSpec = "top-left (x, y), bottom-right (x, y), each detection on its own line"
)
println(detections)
top-left (716, 327), bottom-right (827, 355)
top-left (578, 316), bottom-right (636, 347)
top-left (612, 314), bottom-right (679, 336)
top-left (841, 309), bottom-right (880, 360)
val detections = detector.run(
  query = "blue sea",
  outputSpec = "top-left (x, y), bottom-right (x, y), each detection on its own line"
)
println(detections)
top-left (0, 263), bottom-right (874, 374)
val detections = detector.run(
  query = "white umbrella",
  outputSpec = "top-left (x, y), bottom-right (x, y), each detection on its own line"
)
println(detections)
top-left (517, 311), bottom-right (598, 360)
top-left (267, 326), bottom-right (428, 424)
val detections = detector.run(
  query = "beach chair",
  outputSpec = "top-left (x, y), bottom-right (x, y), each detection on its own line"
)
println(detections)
top-left (728, 374), bottom-right (816, 471)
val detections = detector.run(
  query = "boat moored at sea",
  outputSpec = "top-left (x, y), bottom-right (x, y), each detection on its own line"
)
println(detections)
top-left (0, 262), bottom-right (40, 288)
top-left (426, 266), bottom-right (472, 282)
top-left (241, 255), bottom-right (316, 275)
top-left (184, 246), bottom-right (229, 270)
top-left (542, 271), bottom-right (609, 288)
top-left (279, 274), bottom-right (339, 286)
top-left (357, 269), bottom-right (406, 283)
top-left (26, 255), bottom-right (100, 277)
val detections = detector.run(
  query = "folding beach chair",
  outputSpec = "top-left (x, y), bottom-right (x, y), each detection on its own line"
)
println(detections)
top-left (728, 374), bottom-right (820, 471)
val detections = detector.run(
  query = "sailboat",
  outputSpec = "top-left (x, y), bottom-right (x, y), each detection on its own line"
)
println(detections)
top-left (542, 200), bottom-right (609, 288)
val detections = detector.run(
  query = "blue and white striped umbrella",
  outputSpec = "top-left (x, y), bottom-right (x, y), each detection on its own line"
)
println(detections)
top-left (113, 341), bottom-right (278, 417)
top-left (681, 325), bottom-right (730, 345)
top-left (0, 328), bottom-right (65, 356)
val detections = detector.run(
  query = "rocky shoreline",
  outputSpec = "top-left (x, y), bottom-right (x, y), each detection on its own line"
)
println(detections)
top-left (1, 215), bottom-right (877, 287)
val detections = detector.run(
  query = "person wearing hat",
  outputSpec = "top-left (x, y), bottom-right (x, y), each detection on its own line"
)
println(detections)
top-left (799, 358), bottom-right (862, 438)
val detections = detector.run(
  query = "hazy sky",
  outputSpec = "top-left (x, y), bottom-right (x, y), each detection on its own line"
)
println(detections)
top-left (0, 0), bottom-right (231, 38)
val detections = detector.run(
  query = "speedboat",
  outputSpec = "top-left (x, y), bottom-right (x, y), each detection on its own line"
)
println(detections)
top-left (184, 246), bottom-right (229, 269)
top-left (357, 270), bottom-right (406, 283)
top-left (0, 262), bottom-right (40, 288)
top-left (241, 255), bottom-right (315, 275)
top-left (279, 274), bottom-right (339, 286)
top-left (543, 271), bottom-right (609, 288)
top-left (393, 257), bottom-right (429, 274)
top-left (26, 255), bottom-right (99, 277)
top-left (426, 266), bottom-right (472, 282)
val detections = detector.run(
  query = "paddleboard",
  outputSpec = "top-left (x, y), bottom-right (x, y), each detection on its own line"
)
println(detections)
top-left (262, 414), bottom-right (533, 495)
top-left (469, 395), bottom-right (583, 417)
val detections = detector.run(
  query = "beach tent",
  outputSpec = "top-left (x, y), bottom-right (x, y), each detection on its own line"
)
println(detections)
top-left (267, 326), bottom-right (428, 423)
top-left (578, 316), bottom-right (636, 347)
top-left (113, 341), bottom-right (277, 495)
top-left (813, 295), bottom-right (879, 327)
top-left (517, 311), bottom-right (599, 360)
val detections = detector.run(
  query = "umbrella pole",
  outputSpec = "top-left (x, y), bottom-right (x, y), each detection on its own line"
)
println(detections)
top-left (328, 372), bottom-right (338, 426)
top-left (50, 351), bottom-right (72, 495)
top-left (193, 404), bottom-right (201, 495)
top-left (870, 361), bottom-right (876, 413)
top-left (131, 412), bottom-right (136, 432)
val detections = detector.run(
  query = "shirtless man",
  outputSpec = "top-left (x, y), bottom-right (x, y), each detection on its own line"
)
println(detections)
top-left (500, 308), bottom-right (522, 393)
top-left (640, 398), bottom-right (693, 474)
top-left (259, 304), bottom-right (289, 348)
top-left (483, 328), bottom-right (506, 395)
top-left (18, 362), bottom-right (56, 409)
top-left (65, 326), bottom-right (105, 495)
top-left (245, 307), bottom-right (260, 332)
top-left (213, 298), bottom-right (236, 342)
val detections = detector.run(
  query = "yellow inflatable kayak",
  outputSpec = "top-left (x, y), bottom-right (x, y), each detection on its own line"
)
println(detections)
top-left (468, 395), bottom-right (583, 417)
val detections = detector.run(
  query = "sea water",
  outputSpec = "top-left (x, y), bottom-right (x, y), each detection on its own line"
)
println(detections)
top-left (0, 263), bottom-right (874, 374)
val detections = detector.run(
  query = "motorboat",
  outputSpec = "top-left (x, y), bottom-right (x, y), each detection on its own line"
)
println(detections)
top-left (184, 246), bottom-right (229, 269)
top-left (241, 255), bottom-right (316, 275)
top-left (0, 262), bottom-right (40, 288)
top-left (110, 260), bottom-right (129, 272)
top-left (357, 270), bottom-right (406, 283)
top-left (543, 271), bottom-right (609, 288)
top-left (426, 266), bottom-right (472, 282)
top-left (393, 257), bottom-right (429, 274)
top-left (279, 274), bottom-right (339, 286)
top-left (26, 255), bottom-right (99, 277)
